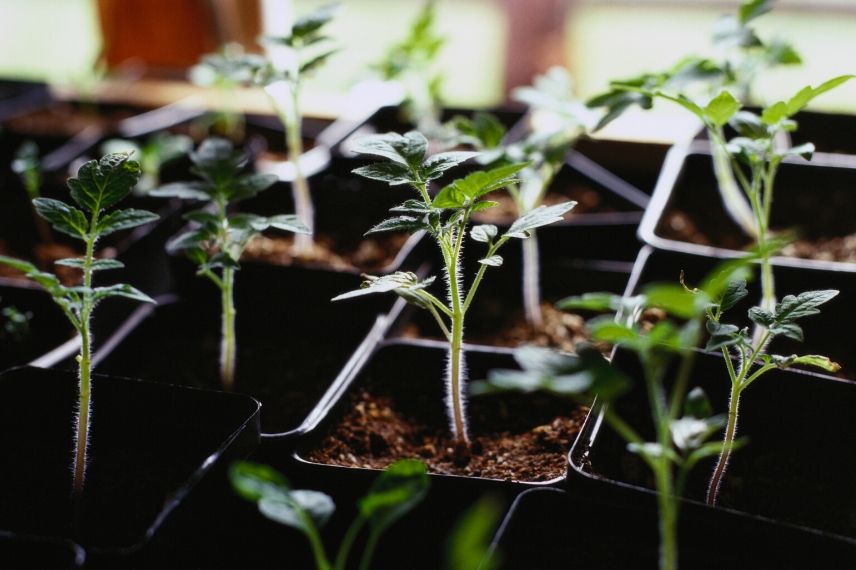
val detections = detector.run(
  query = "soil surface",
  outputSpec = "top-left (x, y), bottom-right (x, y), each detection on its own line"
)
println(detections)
top-left (474, 183), bottom-right (613, 226)
top-left (661, 209), bottom-right (856, 263)
top-left (306, 390), bottom-right (588, 481)
top-left (242, 232), bottom-right (409, 273)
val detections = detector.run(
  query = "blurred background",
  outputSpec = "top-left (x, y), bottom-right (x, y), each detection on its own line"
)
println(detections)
top-left (1, 0), bottom-right (854, 141)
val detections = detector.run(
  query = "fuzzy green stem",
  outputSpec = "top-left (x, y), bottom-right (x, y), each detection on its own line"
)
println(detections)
top-left (706, 382), bottom-right (741, 506)
top-left (220, 266), bottom-right (237, 391)
top-left (522, 230), bottom-right (543, 327)
top-left (710, 132), bottom-right (757, 238)
top-left (447, 225), bottom-right (469, 444)
top-left (358, 528), bottom-right (382, 570)
top-left (299, 510), bottom-right (331, 570)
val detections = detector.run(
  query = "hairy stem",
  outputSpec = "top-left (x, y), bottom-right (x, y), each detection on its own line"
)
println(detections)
top-left (220, 266), bottom-right (237, 391)
top-left (707, 382), bottom-right (741, 505)
top-left (522, 230), bottom-right (543, 327)
top-left (446, 228), bottom-right (469, 444)
top-left (710, 131), bottom-right (757, 238)
top-left (73, 230), bottom-right (97, 495)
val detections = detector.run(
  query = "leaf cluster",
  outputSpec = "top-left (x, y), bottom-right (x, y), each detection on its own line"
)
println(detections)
top-left (230, 459), bottom-right (429, 570)
top-left (152, 138), bottom-right (308, 279)
top-left (257, 4), bottom-right (339, 84)
top-left (0, 153), bottom-right (158, 332)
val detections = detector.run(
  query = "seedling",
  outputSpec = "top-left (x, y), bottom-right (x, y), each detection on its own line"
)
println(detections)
top-left (0, 153), bottom-right (158, 493)
top-left (230, 459), bottom-right (429, 570)
top-left (589, 0), bottom-right (801, 237)
top-left (151, 138), bottom-right (308, 390)
top-left (190, 43), bottom-right (256, 140)
top-left (12, 141), bottom-right (53, 245)
top-left (102, 132), bottom-right (193, 194)
top-left (375, 0), bottom-right (445, 133)
top-left (453, 67), bottom-right (596, 327)
top-left (699, 281), bottom-right (839, 504)
top-left (332, 131), bottom-right (574, 444)
top-left (476, 261), bottom-right (755, 570)
top-left (0, 301), bottom-right (32, 343)
top-left (231, 4), bottom-right (339, 257)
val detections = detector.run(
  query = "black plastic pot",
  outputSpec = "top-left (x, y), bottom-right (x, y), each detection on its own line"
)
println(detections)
top-left (570, 338), bottom-right (856, 544)
top-left (0, 531), bottom-right (85, 569)
top-left (0, 365), bottom-right (260, 563)
top-left (73, 260), bottom-right (404, 437)
top-left (294, 338), bottom-right (585, 487)
top-left (392, 258), bottom-right (633, 348)
top-left (489, 487), bottom-right (856, 569)
top-left (640, 140), bottom-right (856, 272)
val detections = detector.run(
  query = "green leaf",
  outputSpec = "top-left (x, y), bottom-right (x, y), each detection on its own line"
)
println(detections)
top-left (589, 317), bottom-right (638, 344)
top-left (352, 131), bottom-right (427, 168)
top-left (779, 143), bottom-right (815, 160)
top-left (96, 208), bottom-right (159, 236)
top-left (729, 111), bottom-right (768, 139)
top-left (365, 216), bottom-right (429, 235)
top-left (233, 173), bottom-right (278, 201)
top-left (670, 415), bottom-right (725, 452)
top-left (300, 48), bottom-right (338, 75)
top-left (332, 271), bottom-right (429, 302)
top-left (786, 75), bottom-right (855, 117)
top-left (433, 163), bottom-right (528, 209)
top-left (470, 224), bottom-right (497, 243)
top-left (719, 280), bottom-right (749, 311)
top-left (776, 289), bottom-right (838, 322)
top-left (252, 214), bottom-right (311, 235)
top-left (55, 258), bottom-right (124, 272)
top-left (421, 151), bottom-right (480, 180)
top-left (0, 255), bottom-right (39, 275)
top-left (747, 306), bottom-right (775, 328)
top-left (505, 201), bottom-right (575, 238)
top-left (739, 0), bottom-right (772, 24)
top-left (684, 386), bottom-right (714, 419)
top-left (704, 91), bottom-right (741, 128)
top-left (788, 354), bottom-right (841, 373)
top-left (150, 181), bottom-right (210, 200)
top-left (704, 320), bottom-right (743, 351)
top-left (67, 153), bottom-right (142, 213)
top-left (167, 228), bottom-right (212, 253)
top-left (360, 459), bottom-right (429, 534)
top-left (556, 292), bottom-right (629, 312)
top-left (92, 284), bottom-right (155, 304)
top-left (390, 199), bottom-right (431, 215)
top-left (291, 4), bottom-right (338, 40)
top-left (352, 162), bottom-right (414, 185)
top-left (32, 198), bottom-right (88, 239)
top-left (258, 490), bottom-right (335, 532)
top-left (478, 255), bottom-right (503, 267)
top-left (643, 283), bottom-right (703, 319)
top-left (627, 442), bottom-right (680, 464)
top-left (229, 461), bottom-right (290, 502)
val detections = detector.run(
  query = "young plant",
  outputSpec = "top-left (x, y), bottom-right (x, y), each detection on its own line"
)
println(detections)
top-left (102, 132), bottom-right (193, 194)
top-left (700, 282), bottom-right (840, 504)
top-left (230, 459), bottom-right (429, 570)
top-left (454, 67), bottom-right (596, 327)
top-left (234, 4), bottom-right (339, 256)
top-left (332, 131), bottom-right (575, 444)
top-left (476, 261), bottom-right (754, 570)
top-left (190, 43), bottom-right (259, 140)
top-left (375, 0), bottom-right (445, 133)
top-left (151, 138), bottom-right (308, 391)
top-left (0, 153), bottom-right (158, 494)
top-left (12, 141), bottom-right (53, 245)
top-left (0, 301), bottom-right (32, 343)
top-left (589, 0), bottom-right (802, 237)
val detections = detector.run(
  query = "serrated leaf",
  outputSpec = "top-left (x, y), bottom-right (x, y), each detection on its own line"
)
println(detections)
top-left (32, 198), bottom-right (89, 239)
top-left (433, 163), bottom-right (528, 209)
top-left (92, 284), bottom-right (155, 304)
top-left (96, 208), bottom-right (159, 236)
top-left (352, 131), bottom-right (428, 168)
top-left (470, 224), bottom-right (497, 243)
top-left (789, 355), bottom-right (841, 373)
top-left (233, 173), bottom-right (278, 201)
top-left (332, 271), bottom-right (429, 302)
top-left (67, 153), bottom-right (141, 213)
top-left (748, 306), bottom-right (775, 328)
top-left (420, 151), bottom-right (479, 180)
top-left (478, 255), bottom-right (503, 267)
top-left (505, 201), bottom-right (575, 238)
top-left (390, 199), bottom-right (431, 215)
top-left (259, 490), bottom-right (335, 532)
top-left (262, 214), bottom-right (311, 235)
top-left (365, 216), bottom-right (429, 235)
top-left (291, 3), bottom-right (338, 40)
top-left (55, 258), bottom-right (125, 272)
top-left (352, 162), bottom-right (414, 185)
top-left (360, 459), bottom-right (429, 534)
top-left (720, 280), bottom-right (749, 311)
top-left (776, 290), bottom-right (838, 323)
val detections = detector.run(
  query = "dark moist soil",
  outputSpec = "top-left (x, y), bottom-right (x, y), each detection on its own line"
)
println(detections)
top-left (242, 232), bottom-right (408, 273)
top-left (661, 209), bottom-right (856, 263)
top-left (474, 182), bottom-right (613, 225)
top-left (306, 390), bottom-right (588, 481)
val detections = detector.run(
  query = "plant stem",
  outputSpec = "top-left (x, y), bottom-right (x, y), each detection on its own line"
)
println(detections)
top-left (334, 516), bottom-right (366, 570)
top-left (72, 231), bottom-right (97, 495)
top-left (283, 86), bottom-right (314, 256)
top-left (521, 229), bottom-right (543, 327)
top-left (710, 131), bottom-right (757, 238)
top-left (656, 475), bottom-right (679, 570)
top-left (220, 266), bottom-right (237, 391)
top-left (358, 528), bottom-right (382, 570)
top-left (706, 381), bottom-right (741, 506)
top-left (299, 511), bottom-right (331, 570)
top-left (446, 227), bottom-right (469, 444)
